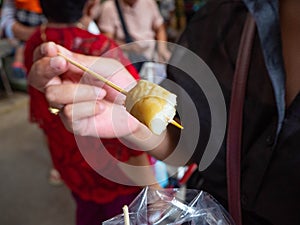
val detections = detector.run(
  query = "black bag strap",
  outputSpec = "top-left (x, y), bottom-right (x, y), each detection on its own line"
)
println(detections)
top-left (115, 0), bottom-right (133, 43)
top-left (226, 13), bottom-right (256, 225)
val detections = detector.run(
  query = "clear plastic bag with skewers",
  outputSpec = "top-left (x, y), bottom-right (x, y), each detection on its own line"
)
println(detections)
top-left (103, 187), bottom-right (234, 225)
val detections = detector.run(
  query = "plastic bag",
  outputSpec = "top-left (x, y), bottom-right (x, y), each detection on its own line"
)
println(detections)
top-left (103, 187), bottom-right (234, 225)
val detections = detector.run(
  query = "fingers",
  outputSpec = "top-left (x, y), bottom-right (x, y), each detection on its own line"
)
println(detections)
top-left (59, 101), bottom-right (107, 137)
top-left (29, 42), bottom-right (95, 92)
top-left (32, 42), bottom-right (81, 82)
top-left (59, 99), bottom-right (141, 138)
top-left (33, 42), bottom-right (59, 61)
top-left (64, 101), bottom-right (105, 121)
top-left (29, 42), bottom-right (71, 92)
top-left (28, 56), bottom-right (68, 91)
top-left (31, 42), bottom-right (136, 96)
top-left (33, 42), bottom-right (74, 61)
top-left (46, 84), bottom-right (106, 108)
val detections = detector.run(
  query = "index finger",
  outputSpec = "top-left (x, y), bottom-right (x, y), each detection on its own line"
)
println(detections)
top-left (46, 83), bottom-right (107, 106)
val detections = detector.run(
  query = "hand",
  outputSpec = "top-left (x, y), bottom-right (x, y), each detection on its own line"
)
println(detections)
top-left (28, 41), bottom-right (85, 92)
top-left (29, 42), bottom-right (177, 159)
top-left (29, 42), bottom-right (143, 138)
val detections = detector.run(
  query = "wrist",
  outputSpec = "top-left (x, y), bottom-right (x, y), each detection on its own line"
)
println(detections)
top-left (122, 122), bottom-right (165, 152)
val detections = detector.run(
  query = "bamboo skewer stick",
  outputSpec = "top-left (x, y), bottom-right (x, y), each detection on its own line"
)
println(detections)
top-left (169, 119), bottom-right (184, 129)
top-left (57, 52), bottom-right (183, 130)
top-left (123, 205), bottom-right (130, 225)
top-left (57, 52), bottom-right (128, 95)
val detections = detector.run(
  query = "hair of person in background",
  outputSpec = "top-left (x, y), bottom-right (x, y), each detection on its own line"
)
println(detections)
top-left (39, 0), bottom-right (87, 23)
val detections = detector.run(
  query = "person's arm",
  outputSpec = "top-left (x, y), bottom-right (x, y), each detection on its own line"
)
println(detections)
top-left (97, 0), bottom-right (144, 51)
top-left (98, 1), bottom-right (117, 40)
top-left (28, 42), bottom-right (179, 161)
top-left (1, 0), bottom-right (36, 41)
top-left (12, 23), bottom-right (36, 41)
top-left (126, 153), bottom-right (162, 189)
top-left (155, 24), bottom-right (171, 61)
top-left (120, 121), bottom-right (179, 161)
top-left (151, 1), bottom-right (171, 61)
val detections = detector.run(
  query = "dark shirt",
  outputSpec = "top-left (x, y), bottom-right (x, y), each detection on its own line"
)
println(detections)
top-left (167, 0), bottom-right (300, 224)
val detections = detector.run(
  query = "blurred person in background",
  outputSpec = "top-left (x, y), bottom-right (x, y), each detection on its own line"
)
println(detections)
top-left (0, 0), bottom-right (45, 88)
top-left (27, 0), bottom-right (300, 224)
top-left (24, 0), bottom-right (159, 224)
top-left (80, 0), bottom-right (102, 35)
top-left (158, 0), bottom-right (178, 42)
top-left (0, 0), bottom-right (63, 185)
top-left (98, 0), bottom-right (171, 69)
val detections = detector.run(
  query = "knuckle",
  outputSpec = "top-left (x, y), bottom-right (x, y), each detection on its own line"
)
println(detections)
top-left (45, 88), bottom-right (57, 103)
top-left (63, 104), bottom-right (73, 119)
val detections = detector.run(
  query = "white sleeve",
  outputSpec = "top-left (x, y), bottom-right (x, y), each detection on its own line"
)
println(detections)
top-left (1, 0), bottom-right (17, 38)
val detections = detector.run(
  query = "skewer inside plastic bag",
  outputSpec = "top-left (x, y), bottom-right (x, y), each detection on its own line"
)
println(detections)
top-left (122, 205), bottom-right (130, 225)
top-left (57, 52), bottom-right (183, 131)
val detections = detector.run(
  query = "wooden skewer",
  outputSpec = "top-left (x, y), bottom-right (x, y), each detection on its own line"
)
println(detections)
top-left (57, 52), bottom-right (183, 130)
top-left (57, 52), bottom-right (128, 95)
top-left (169, 119), bottom-right (184, 130)
top-left (122, 205), bottom-right (130, 225)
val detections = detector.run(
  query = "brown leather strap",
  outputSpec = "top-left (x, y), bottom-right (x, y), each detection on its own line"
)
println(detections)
top-left (226, 14), bottom-right (256, 225)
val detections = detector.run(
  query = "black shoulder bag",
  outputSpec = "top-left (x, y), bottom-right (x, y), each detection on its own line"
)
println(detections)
top-left (114, 0), bottom-right (147, 71)
top-left (115, 0), bottom-right (133, 43)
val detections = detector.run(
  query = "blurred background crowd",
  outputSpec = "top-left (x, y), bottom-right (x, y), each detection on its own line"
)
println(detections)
top-left (0, 0), bottom-right (206, 225)
top-left (0, 0), bottom-right (207, 96)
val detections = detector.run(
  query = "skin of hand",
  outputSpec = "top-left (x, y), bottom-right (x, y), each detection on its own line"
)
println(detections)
top-left (29, 42), bottom-right (142, 138)
top-left (28, 42), bottom-right (178, 160)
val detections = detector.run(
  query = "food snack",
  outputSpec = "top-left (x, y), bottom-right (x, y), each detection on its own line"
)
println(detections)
top-left (125, 80), bottom-right (177, 135)
top-left (58, 53), bottom-right (182, 135)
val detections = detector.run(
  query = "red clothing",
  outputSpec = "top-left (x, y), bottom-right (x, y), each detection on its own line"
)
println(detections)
top-left (24, 27), bottom-right (143, 203)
